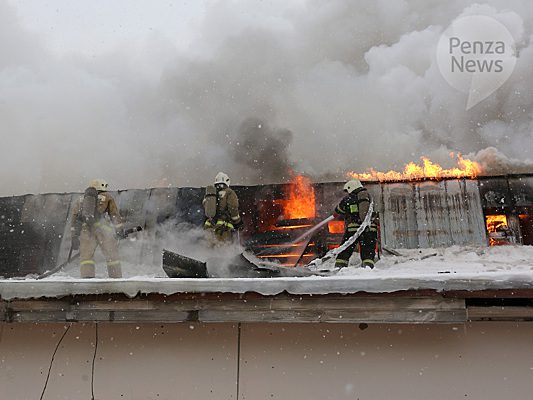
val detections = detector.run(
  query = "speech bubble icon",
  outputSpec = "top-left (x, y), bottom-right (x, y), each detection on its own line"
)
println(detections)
top-left (437, 15), bottom-right (517, 110)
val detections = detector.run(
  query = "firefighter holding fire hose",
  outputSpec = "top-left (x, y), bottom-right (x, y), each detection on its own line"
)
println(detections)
top-left (333, 179), bottom-right (378, 269)
top-left (203, 172), bottom-right (243, 242)
top-left (70, 179), bottom-right (124, 278)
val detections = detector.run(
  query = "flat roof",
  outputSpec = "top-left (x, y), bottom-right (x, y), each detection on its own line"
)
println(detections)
top-left (1, 275), bottom-right (533, 301)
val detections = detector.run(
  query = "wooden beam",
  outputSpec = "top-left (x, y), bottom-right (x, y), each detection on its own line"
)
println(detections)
top-left (468, 306), bottom-right (533, 321)
top-left (1, 294), bottom-right (466, 324)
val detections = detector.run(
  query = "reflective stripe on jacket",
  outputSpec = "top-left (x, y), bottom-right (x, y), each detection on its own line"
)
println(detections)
top-left (335, 187), bottom-right (371, 226)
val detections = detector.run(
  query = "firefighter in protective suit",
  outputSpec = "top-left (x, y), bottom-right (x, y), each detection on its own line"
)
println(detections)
top-left (71, 179), bottom-right (123, 278)
top-left (203, 172), bottom-right (242, 242)
top-left (333, 179), bottom-right (377, 269)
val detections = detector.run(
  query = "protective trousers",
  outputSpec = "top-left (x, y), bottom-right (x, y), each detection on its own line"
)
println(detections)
top-left (79, 223), bottom-right (122, 278)
top-left (204, 219), bottom-right (234, 243)
top-left (335, 228), bottom-right (377, 268)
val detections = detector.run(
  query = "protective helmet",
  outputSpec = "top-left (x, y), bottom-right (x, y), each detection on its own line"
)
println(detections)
top-left (214, 172), bottom-right (231, 187)
top-left (343, 179), bottom-right (363, 194)
top-left (89, 178), bottom-right (109, 192)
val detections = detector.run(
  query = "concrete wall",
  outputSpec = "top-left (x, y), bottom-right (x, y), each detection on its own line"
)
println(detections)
top-left (1, 321), bottom-right (532, 399)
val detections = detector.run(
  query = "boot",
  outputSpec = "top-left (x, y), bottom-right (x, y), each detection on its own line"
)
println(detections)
top-left (334, 258), bottom-right (349, 269)
top-left (107, 262), bottom-right (122, 278)
top-left (361, 259), bottom-right (375, 269)
top-left (80, 263), bottom-right (95, 278)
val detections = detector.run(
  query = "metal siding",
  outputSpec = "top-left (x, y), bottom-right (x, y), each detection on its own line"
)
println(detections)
top-left (175, 187), bottom-right (204, 226)
top-left (508, 176), bottom-right (533, 207)
top-left (0, 195), bottom-right (29, 277)
top-left (18, 194), bottom-right (72, 275)
top-left (478, 177), bottom-right (512, 210)
top-left (381, 183), bottom-right (418, 248)
top-left (56, 193), bottom-right (82, 268)
top-left (414, 181), bottom-right (451, 247)
top-left (315, 182), bottom-right (343, 218)
top-left (0, 178), bottom-right (500, 277)
top-left (446, 180), bottom-right (486, 246)
top-left (116, 189), bottom-right (150, 228)
top-left (116, 190), bottom-right (151, 264)
top-left (140, 188), bottom-right (180, 265)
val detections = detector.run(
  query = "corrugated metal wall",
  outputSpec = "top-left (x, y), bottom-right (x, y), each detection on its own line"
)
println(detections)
top-left (0, 178), bottom-right (501, 277)
top-left (317, 179), bottom-right (487, 249)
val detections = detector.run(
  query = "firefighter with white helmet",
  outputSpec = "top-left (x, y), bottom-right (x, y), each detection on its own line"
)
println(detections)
top-left (70, 179), bottom-right (124, 278)
top-left (333, 179), bottom-right (377, 269)
top-left (203, 172), bottom-right (242, 241)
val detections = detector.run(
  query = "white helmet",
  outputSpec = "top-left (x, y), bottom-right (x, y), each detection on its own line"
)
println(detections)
top-left (343, 179), bottom-right (363, 194)
top-left (89, 178), bottom-right (109, 192)
top-left (214, 172), bottom-right (231, 187)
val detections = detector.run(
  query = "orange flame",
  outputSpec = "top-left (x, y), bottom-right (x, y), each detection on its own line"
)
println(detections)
top-left (328, 220), bottom-right (345, 234)
top-left (486, 215), bottom-right (508, 233)
top-left (486, 214), bottom-right (511, 246)
top-left (348, 154), bottom-right (482, 182)
top-left (275, 175), bottom-right (316, 220)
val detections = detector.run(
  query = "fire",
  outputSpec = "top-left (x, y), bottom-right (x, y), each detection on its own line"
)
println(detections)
top-left (486, 215), bottom-right (512, 246)
top-left (255, 175), bottom-right (318, 266)
top-left (348, 154), bottom-right (482, 182)
top-left (328, 220), bottom-right (345, 234)
top-left (275, 175), bottom-right (316, 220)
top-left (272, 224), bottom-right (313, 231)
top-left (486, 215), bottom-right (508, 233)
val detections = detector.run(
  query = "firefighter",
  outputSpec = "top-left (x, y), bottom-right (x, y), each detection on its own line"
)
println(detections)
top-left (70, 179), bottom-right (123, 278)
top-left (203, 172), bottom-right (242, 242)
top-left (333, 179), bottom-right (377, 269)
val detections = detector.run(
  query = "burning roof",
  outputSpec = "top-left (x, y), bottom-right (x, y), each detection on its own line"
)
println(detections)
top-left (0, 173), bottom-right (531, 279)
top-left (348, 153), bottom-right (482, 182)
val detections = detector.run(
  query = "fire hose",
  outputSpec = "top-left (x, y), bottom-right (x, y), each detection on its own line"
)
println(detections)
top-left (306, 200), bottom-right (374, 269)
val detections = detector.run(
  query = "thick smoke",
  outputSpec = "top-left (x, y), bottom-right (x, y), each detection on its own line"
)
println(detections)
top-left (1, 0), bottom-right (533, 196)
top-left (231, 118), bottom-right (294, 183)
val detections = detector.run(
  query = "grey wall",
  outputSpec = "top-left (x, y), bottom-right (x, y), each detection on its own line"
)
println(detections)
top-left (0, 178), bottom-right (497, 277)
top-left (1, 321), bottom-right (532, 400)
top-left (0, 187), bottom-right (206, 277)
top-left (318, 179), bottom-right (487, 249)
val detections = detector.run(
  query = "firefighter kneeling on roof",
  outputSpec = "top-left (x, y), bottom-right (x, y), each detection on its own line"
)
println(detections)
top-left (203, 172), bottom-right (243, 242)
top-left (333, 179), bottom-right (378, 269)
top-left (70, 179), bottom-right (124, 278)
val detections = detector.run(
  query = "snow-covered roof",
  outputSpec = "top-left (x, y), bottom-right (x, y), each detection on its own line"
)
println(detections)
top-left (2, 245), bottom-right (532, 300)
top-left (1, 246), bottom-right (532, 324)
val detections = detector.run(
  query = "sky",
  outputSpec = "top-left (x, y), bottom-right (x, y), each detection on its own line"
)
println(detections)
top-left (1, 0), bottom-right (533, 195)
top-left (7, 0), bottom-right (207, 55)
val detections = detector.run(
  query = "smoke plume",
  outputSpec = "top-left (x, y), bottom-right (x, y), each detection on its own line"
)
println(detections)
top-left (231, 118), bottom-right (294, 183)
top-left (1, 0), bottom-right (533, 196)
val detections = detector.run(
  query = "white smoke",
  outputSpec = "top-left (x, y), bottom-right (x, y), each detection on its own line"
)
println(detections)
top-left (1, 0), bottom-right (533, 196)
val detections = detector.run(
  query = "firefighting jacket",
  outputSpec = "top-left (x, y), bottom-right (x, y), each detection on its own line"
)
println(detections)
top-left (207, 187), bottom-right (241, 230)
top-left (71, 191), bottom-right (122, 228)
top-left (334, 187), bottom-right (373, 233)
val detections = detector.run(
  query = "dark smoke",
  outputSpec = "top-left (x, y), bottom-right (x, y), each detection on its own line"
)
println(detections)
top-left (231, 118), bottom-right (294, 183)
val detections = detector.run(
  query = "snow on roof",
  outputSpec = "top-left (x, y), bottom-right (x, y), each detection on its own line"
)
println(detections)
top-left (1, 246), bottom-right (532, 301)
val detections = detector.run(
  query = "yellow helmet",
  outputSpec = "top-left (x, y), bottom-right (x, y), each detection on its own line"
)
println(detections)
top-left (343, 179), bottom-right (363, 193)
top-left (89, 178), bottom-right (109, 191)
